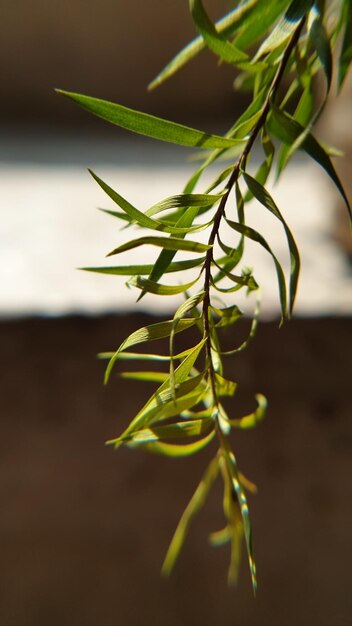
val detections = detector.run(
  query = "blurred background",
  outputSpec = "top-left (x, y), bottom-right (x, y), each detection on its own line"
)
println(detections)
top-left (0, 1), bottom-right (351, 625)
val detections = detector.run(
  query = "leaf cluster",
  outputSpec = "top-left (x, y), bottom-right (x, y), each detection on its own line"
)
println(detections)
top-left (57, 0), bottom-right (351, 592)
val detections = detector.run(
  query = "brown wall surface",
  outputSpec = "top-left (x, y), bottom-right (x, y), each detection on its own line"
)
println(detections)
top-left (0, 315), bottom-right (351, 625)
top-left (0, 0), bottom-right (245, 128)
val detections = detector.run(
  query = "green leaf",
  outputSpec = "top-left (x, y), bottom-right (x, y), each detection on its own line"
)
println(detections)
top-left (145, 205), bottom-right (205, 292)
top-left (82, 257), bottom-right (205, 276)
top-left (338, 0), bottom-right (352, 88)
top-left (148, 1), bottom-right (258, 90)
top-left (307, 6), bottom-right (332, 91)
top-left (220, 296), bottom-right (261, 355)
top-left (228, 218), bottom-right (288, 321)
top-left (110, 418), bottom-right (214, 446)
top-left (276, 83), bottom-right (314, 176)
top-left (243, 172), bottom-right (300, 315)
top-left (215, 373), bottom-right (237, 397)
top-left (169, 291), bottom-right (205, 391)
top-left (140, 430), bottom-right (215, 458)
top-left (128, 274), bottom-right (200, 296)
top-left (162, 456), bottom-right (219, 575)
top-left (99, 347), bottom-right (195, 362)
top-left (269, 105), bottom-right (351, 220)
top-left (230, 394), bottom-right (268, 429)
top-left (106, 236), bottom-right (211, 257)
top-left (146, 192), bottom-right (223, 218)
top-left (254, 0), bottom-right (312, 60)
top-left (89, 170), bottom-right (164, 230)
top-left (119, 340), bottom-right (207, 436)
top-left (56, 90), bottom-right (242, 150)
top-left (190, 0), bottom-right (249, 65)
top-left (213, 183), bottom-right (246, 283)
top-left (212, 261), bottom-right (259, 293)
top-left (233, 0), bottom-right (291, 50)
top-left (245, 130), bottom-right (275, 201)
top-left (104, 318), bottom-right (197, 384)
top-left (221, 446), bottom-right (257, 593)
top-left (212, 304), bottom-right (244, 328)
top-left (119, 371), bottom-right (169, 383)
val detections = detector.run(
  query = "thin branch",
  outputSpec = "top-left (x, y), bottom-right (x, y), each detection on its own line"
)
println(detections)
top-left (201, 17), bottom-right (306, 436)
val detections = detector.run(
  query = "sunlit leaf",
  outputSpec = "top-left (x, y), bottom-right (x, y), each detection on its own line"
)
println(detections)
top-left (82, 257), bottom-right (205, 276)
top-left (307, 5), bottom-right (332, 91)
top-left (338, 0), bottom-right (352, 88)
top-left (230, 394), bottom-right (268, 429)
top-left (212, 304), bottom-right (244, 328)
top-left (243, 171), bottom-right (300, 315)
top-left (269, 104), bottom-right (351, 219)
top-left (190, 0), bottom-right (249, 65)
top-left (119, 340), bottom-right (207, 437)
top-left (162, 456), bottom-right (219, 575)
top-left (104, 318), bottom-right (197, 384)
top-left (221, 445), bottom-right (257, 593)
top-left (128, 274), bottom-right (200, 296)
top-left (56, 90), bottom-right (242, 149)
top-left (141, 430), bottom-right (215, 458)
top-left (119, 371), bottom-right (169, 383)
top-left (148, 1), bottom-right (259, 90)
top-left (106, 235), bottom-right (211, 258)
top-left (254, 0), bottom-right (312, 60)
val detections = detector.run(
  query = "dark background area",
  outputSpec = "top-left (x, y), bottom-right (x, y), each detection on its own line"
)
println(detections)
top-left (0, 314), bottom-right (351, 625)
top-left (0, 0), bottom-right (245, 131)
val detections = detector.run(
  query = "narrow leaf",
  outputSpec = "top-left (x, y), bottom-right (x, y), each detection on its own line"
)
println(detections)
top-left (190, 0), bottom-right (249, 65)
top-left (82, 257), bottom-right (205, 276)
top-left (141, 430), bottom-right (215, 458)
top-left (128, 274), bottom-right (200, 296)
top-left (106, 236), bottom-right (211, 257)
top-left (104, 318), bottom-right (196, 384)
top-left (243, 171), bottom-right (300, 314)
top-left (230, 394), bottom-right (268, 429)
top-left (162, 456), bottom-right (219, 575)
top-left (269, 105), bottom-right (351, 219)
top-left (56, 90), bottom-right (242, 149)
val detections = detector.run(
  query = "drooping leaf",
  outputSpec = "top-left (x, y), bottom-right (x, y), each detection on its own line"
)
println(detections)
top-left (145, 205), bottom-right (205, 291)
top-left (212, 304), bottom-right (244, 328)
top-left (56, 90), bottom-right (242, 149)
top-left (243, 171), bottom-right (300, 315)
top-left (146, 192), bottom-right (223, 218)
top-left (254, 0), bottom-right (313, 60)
top-left (162, 456), bottom-right (219, 575)
top-left (118, 340), bottom-right (207, 437)
top-left (338, 0), bottom-right (352, 88)
top-left (104, 318), bottom-right (197, 384)
top-left (106, 236), bottom-right (211, 258)
top-left (141, 430), bottom-right (215, 458)
top-left (190, 0), bottom-right (249, 65)
top-left (233, 0), bottom-right (291, 50)
top-left (82, 257), bottom-right (205, 276)
top-left (122, 418), bottom-right (213, 444)
top-left (226, 220), bottom-right (289, 320)
top-left (230, 394), bottom-right (268, 429)
top-left (127, 274), bottom-right (200, 296)
top-left (269, 104), bottom-right (351, 219)
top-left (148, 1), bottom-right (259, 90)
top-left (221, 445), bottom-right (257, 593)
top-left (307, 5), bottom-right (332, 91)
top-left (119, 371), bottom-right (169, 383)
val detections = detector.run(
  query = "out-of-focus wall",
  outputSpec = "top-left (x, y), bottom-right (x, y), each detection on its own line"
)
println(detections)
top-left (0, 0), bottom-right (245, 128)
